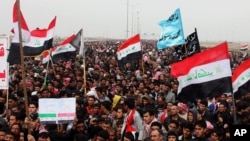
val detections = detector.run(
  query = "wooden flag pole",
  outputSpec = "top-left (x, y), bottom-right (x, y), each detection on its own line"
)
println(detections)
top-left (5, 89), bottom-right (9, 111)
top-left (16, 0), bottom-right (31, 134)
top-left (79, 28), bottom-right (87, 96)
top-left (229, 84), bottom-right (237, 123)
top-left (83, 57), bottom-right (87, 96)
top-left (141, 41), bottom-right (144, 75)
top-left (194, 28), bottom-right (201, 48)
top-left (142, 59), bottom-right (145, 75)
top-left (49, 51), bottom-right (57, 76)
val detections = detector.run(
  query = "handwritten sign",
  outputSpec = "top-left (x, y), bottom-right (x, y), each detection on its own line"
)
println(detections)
top-left (0, 36), bottom-right (9, 89)
top-left (39, 98), bottom-right (76, 124)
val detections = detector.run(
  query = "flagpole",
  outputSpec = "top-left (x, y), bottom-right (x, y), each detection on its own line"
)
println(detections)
top-left (231, 93), bottom-right (237, 123)
top-left (6, 90), bottom-right (9, 111)
top-left (80, 28), bottom-right (87, 96)
top-left (83, 57), bottom-right (87, 96)
top-left (142, 59), bottom-right (145, 75)
top-left (195, 28), bottom-right (201, 48)
top-left (49, 53), bottom-right (57, 76)
top-left (141, 38), bottom-right (144, 75)
top-left (16, 0), bottom-right (31, 134)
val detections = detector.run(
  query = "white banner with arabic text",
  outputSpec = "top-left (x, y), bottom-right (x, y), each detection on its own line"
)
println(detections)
top-left (0, 36), bottom-right (9, 89)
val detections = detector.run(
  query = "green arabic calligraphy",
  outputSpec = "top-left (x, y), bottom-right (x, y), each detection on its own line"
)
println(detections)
top-left (186, 69), bottom-right (213, 81)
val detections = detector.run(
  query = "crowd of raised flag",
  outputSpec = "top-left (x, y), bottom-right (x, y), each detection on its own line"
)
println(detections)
top-left (1, 1), bottom-right (250, 141)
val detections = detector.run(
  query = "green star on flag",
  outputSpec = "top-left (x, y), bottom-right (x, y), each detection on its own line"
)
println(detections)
top-left (215, 65), bottom-right (222, 73)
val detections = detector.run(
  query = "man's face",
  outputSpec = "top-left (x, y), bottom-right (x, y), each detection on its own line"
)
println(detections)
top-left (170, 106), bottom-right (178, 116)
top-left (117, 124), bottom-right (122, 134)
top-left (9, 115), bottom-right (17, 126)
top-left (4, 134), bottom-right (15, 141)
top-left (220, 94), bottom-right (227, 101)
top-left (28, 104), bottom-right (38, 114)
top-left (218, 104), bottom-right (226, 112)
top-left (93, 106), bottom-right (100, 114)
top-left (95, 136), bottom-right (105, 141)
top-left (101, 123), bottom-right (110, 131)
top-left (87, 97), bottom-right (95, 106)
top-left (143, 112), bottom-right (153, 124)
top-left (108, 130), bottom-right (116, 141)
top-left (30, 119), bottom-right (39, 129)
top-left (76, 123), bottom-right (85, 132)
top-left (123, 104), bottom-right (128, 112)
top-left (11, 124), bottom-right (20, 135)
top-left (116, 109), bottom-right (124, 119)
top-left (167, 135), bottom-right (177, 141)
top-left (41, 90), bottom-right (50, 98)
top-left (115, 86), bottom-right (122, 92)
top-left (182, 128), bottom-right (192, 138)
top-left (154, 85), bottom-right (160, 92)
top-left (150, 130), bottom-right (163, 141)
top-left (167, 103), bottom-right (173, 111)
top-left (0, 131), bottom-right (5, 140)
top-left (194, 125), bottom-right (206, 138)
top-left (198, 104), bottom-right (206, 112)
top-left (172, 84), bottom-right (178, 92)
top-left (168, 123), bottom-right (177, 131)
top-left (8, 99), bottom-right (17, 108)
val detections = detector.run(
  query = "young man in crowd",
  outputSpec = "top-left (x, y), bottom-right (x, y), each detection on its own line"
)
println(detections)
top-left (121, 97), bottom-right (144, 141)
top-left (191, 120), bottom-right (209, 141)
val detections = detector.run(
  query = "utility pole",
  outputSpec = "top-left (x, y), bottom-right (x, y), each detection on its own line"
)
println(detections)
top-left (126, 0), bottom-right (129, 38)
top-left (137, 11), bottom-right (140, 34)
top-left (131, 6), bottom-right (134, 36)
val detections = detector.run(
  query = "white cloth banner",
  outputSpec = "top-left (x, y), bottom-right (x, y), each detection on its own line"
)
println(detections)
top-left (38, 98), bottom-right (76, 124)
top-left (0, 36), bottom-right (9, 89)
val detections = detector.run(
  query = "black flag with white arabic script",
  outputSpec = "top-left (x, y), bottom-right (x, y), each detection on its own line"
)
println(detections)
top-left (174, 30), bottom-right (201, 61)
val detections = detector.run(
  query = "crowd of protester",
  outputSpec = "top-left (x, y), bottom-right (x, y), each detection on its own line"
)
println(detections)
top-left (0, 39), bottom-right (249, 141)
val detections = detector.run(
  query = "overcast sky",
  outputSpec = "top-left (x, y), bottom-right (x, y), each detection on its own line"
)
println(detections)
top-left (1, 0), bottom-right (250, 42)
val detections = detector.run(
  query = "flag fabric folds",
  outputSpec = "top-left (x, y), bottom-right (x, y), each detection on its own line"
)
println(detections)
top-left (23, 16), bottom-right (56, 56)
top-left (23, 29), bottom-right (48, 56)
top-left (48, 34), bottom-right (79, 63)
top-left (117, 34), bottom-right (142, 67)
top-left (240, 43), bottom-right (248, 51)
top-left (46, 16), bottom-right (56, 50)
top-left (7, 1), bottom-right (30, 65)
top-left (171, 42), bottom-right (232, 102)
top-left (232, 58), bottom-right (250, 98)
top-left (71, 29), bottom-right (86, 57)
top-left (157, 8), bottom-right (185, 50)
top-left (174, 30), bottom-right (201, 60)
top-left (42, 50), bottom-right (50, 64)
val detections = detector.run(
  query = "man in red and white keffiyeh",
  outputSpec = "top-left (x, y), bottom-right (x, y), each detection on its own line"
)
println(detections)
top-left (121, 97), bottom-right (144, 141)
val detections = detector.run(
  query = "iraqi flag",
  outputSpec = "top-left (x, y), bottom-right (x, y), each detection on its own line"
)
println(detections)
top-left (45, 16), bottom-right (56, 50)
top-left (51, 34), bottom-right (77, 62)
top-left (117, 34), bottom-right (142, 67)
top-left (23, 16), bottom-right (56, 56)
top-left (7, 1), bottom-right (30, 65)
top-left (232, 58), bottom-right (250, 98)
top-left (240, 43), bottom-right (248, 51)
top-left (171, 42), bottom-right (232, 102)
top-left (71, 29), bottom-right (86, 57)
top-left (42, 50), bottom-right (50, 64)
